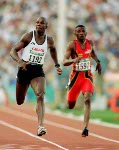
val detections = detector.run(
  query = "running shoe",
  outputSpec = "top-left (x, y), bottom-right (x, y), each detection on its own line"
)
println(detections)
top-left (81, 128), bottom-right (88, 137)
top-left (37, 126), bottom-right (47, 136)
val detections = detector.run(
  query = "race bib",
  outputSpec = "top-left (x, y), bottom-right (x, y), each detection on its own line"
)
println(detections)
top-left (28, 49), bottom-right (45, 65)
top-left (76, 58), bottom-right (91, 71)
top-left (29, 54), bottom-right (43, 65)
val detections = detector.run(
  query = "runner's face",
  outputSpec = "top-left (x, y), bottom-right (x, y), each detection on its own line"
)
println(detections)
top-left (36, 18), bottom-right (47, 33)
top-left (75, 27), bottom-right (87, 40)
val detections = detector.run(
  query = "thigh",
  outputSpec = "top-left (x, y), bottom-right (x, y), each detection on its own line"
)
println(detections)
top-left (16, 82), bottom-right (29, 100)
top-left (67, 78), bottom-right (81, 103)
top-left (82, 79), bottom-right (94, 94)
top-left (67, 71), bottom-right (81, 102)
top-left (31, 77), bottom-right (46, 94)
top-left (67, 84), bottom-right (81, 109)
top-left (17, 67), bottom-right (31, 84)
top-left (82, 71), bottom-right (94, 94)
top-left (67, 86), bottom-right (80, 102)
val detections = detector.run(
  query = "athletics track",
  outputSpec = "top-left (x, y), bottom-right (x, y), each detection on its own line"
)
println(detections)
top-left (0, 104), bottom-right (119, 150)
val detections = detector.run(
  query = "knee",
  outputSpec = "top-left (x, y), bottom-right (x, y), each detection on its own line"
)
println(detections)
top-left (67, 101), bottom-right (76, 109)
top-left (16, 98), bottom-right (24, 105)
top-left (17, 102), bottom-right (23, 105)
top-left (84, 98), bottom-right (91, 105)
top-left (36, 92), bottom-right (44, 101)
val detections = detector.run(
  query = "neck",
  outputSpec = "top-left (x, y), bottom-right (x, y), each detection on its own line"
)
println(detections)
top-left (36, 30), bottom-right (45, 37)
top-left (78, 39), bottom-right (86, 45)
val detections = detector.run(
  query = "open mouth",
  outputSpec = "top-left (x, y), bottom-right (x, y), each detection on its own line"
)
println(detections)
top-left (79, 34), bottom-right (84, 37)
top-left (36, 26), bottom-right (42, 30)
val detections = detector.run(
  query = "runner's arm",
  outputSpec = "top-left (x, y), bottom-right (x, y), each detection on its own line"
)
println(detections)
top-left (90, 40), bottom-right (100, 63)
top-left (90, 40), bottom-right (101, 75)
top-left (48, 36), bottom-right (59, 66)
top-left (48, 36), bottom-right (62, 75)
top-left (63, 41), bottom-right (80, 66)
top-left (10, 33), bottom-right (30, 63)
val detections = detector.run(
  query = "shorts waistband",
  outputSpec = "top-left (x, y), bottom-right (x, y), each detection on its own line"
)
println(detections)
top-left (30, 63), bottom-right (43, 66)
top-left (22, 59), bottom-right (43, 66)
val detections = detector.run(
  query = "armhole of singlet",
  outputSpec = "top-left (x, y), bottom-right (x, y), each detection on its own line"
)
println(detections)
top-left (87, 39), bottom-right (93, 61)
top-left (87, 39), bottom-right (93, 53)
top-left (45, 35), bottom-right (47, 44)
top-left (88, 40), bottom-right (93, 52)
top-left (46, 35), bottom-right (48, 51)
top-left (32, 30), bottom-right (35, 42)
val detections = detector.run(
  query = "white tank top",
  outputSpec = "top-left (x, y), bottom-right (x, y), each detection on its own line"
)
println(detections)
top-left (21, 31), bottom-right (48, 65)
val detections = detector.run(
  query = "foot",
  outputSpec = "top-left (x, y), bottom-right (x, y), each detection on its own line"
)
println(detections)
top-left (81, 128), bottom-right (88, 137)
top-left (37, 126), bottom-right (47, 136)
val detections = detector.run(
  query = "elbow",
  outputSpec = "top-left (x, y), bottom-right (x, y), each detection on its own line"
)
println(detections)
top-left (63, 64), bottom-right (67, 66)
top-left (63, 62), bottom-right (69, 66)
top-left (63, 59), bottom-right (72, 66)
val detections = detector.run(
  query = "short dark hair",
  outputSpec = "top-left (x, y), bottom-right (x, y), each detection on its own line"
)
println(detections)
top-left (75, 25), bottom-right (86, 29)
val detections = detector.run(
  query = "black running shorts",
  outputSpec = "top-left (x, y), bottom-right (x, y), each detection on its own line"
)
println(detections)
top-left (17, 64), bottom-right (45, 85)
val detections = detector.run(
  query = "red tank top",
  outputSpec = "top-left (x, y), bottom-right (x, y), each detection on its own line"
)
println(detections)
top-left (72, 39), bottom-right (92, 71)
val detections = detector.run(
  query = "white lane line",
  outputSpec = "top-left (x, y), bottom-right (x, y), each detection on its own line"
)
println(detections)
top-left (0, 120), bottom-right (69, 150)
top-left (47, 109), bottom-right (119, 129)
top-left (1, 107), bottom-right (119, 144)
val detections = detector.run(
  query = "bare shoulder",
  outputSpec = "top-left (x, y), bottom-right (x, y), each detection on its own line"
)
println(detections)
top-left (20, 31), bottom-right (33, 43)
top-left (16, 31), bottom-right (33, 48)
top-left (66, 41), bottom-right (75, 50)
top-left (47, 36), bottom-right (56, 49)
top-left (47, 36), bottom-right (54, 44)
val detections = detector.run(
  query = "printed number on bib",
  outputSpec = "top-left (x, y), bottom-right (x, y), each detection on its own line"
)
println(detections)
top-left (76, 58), bottom-right (91, 71)
top-left (29, 55), bottom-right (42, 64)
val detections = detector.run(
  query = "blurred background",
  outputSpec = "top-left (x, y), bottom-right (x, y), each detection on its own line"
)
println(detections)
top-left (0, 0), bottom-right (119, 124)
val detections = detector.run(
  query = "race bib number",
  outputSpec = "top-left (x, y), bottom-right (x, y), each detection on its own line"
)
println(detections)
top-left (29, 54), bottom-right (43, 64)
top-left (76, 58), bottom-right (91, 71)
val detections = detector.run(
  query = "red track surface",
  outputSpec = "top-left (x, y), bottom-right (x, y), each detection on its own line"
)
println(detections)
top-left (0, 104), bottom-right (119, 150)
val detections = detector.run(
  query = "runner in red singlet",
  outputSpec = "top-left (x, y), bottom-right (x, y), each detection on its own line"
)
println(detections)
top-left (63, 25), bottom-right (101, 137)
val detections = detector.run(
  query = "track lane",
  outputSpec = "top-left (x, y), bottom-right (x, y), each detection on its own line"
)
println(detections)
top-left (5, 104), bottom-right (119, 141)
top-left (0, 104), bottom-right (119, 150)
top-left (0, 120), bottom-right (68, 150)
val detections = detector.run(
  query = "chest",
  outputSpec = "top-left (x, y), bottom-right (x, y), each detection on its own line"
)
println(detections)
top-left (35, 36), bottom-right (46, 45)
top-left (75, 41), bottom-right (92, 58)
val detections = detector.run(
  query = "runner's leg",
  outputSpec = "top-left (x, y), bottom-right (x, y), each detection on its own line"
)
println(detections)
top-left (16, 83), bottom-right (29, 105)
top-left (31, 77), bottom-right (46, 127)
top-left (83, 92), bottom-right (92, 128)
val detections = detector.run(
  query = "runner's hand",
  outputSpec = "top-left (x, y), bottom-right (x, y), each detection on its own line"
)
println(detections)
top-left (95, 62), bottom-right (101, 75)
top-left (18, 60), bottom-right (30, 71)
top-left (56, 67), bottom-right (62, 75)
top-left (73, 57), bottom-right (81, 63)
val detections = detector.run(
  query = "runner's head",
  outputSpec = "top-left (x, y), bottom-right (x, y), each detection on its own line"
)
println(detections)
top-left (74, 25), bottom-right (87, 42)
top-left (35, 17), bottom-right (48, 36)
